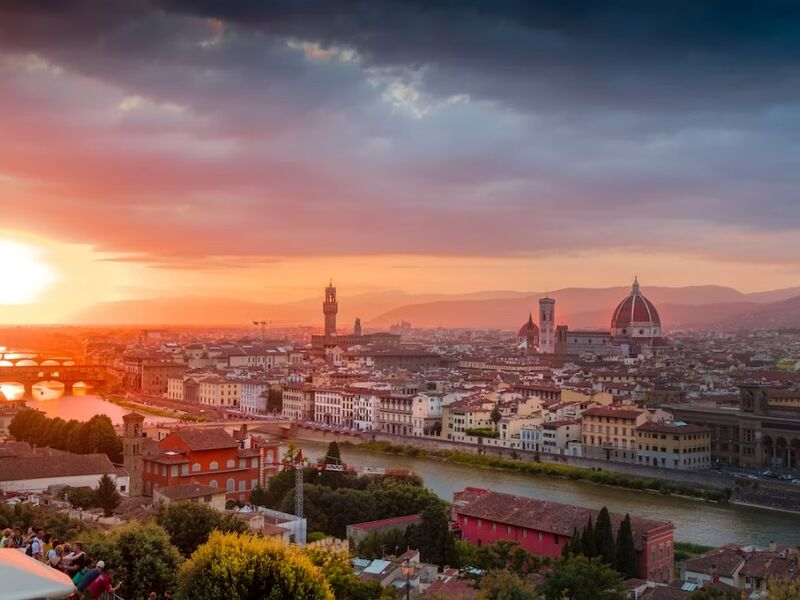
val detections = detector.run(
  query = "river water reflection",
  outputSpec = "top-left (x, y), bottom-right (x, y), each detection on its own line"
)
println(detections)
top-left (294, 440), bottom-right (800, 548)
top-left (22, 390), bottom-right (175, 426)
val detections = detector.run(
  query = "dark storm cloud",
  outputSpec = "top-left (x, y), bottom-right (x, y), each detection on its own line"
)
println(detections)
top-left (0, 0), bottom-right (798, 261)
top-left (157, 0), bottom-right (800, 111)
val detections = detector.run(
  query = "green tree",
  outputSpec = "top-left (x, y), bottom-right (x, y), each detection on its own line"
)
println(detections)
top-left (96, 474), bottom-right (121, 516)
top-left (407, 503), bottom-right (458, 567)
top-left (568, 526), bottom-right (583, 556)
top-left (539, 555), bottom-right (625, 600)
top-left (766, 579), bottom-right (800, 599)
top-left (320, 441), bottom-right (345, 487)
top-left (581, 518), bottom-right (596, 558)
top-left (478, 570), bottom-right (538, 600)
top-left (66, 486), bottom-right (98, 510)
top-left (476, 540), bottom-right (544, 577)
top-left (593, 507), bottom-right (616, 566)
top-left (84, 414), bottom-right (123, 463)
top-left (615, 514), bottom-right (637, 578)
top-left (85, 522), bottom-right (182, 600)
top-left (178, 531), bottom-right (334, 600)
top-left (490, 405), bottom-right (502, 431)
top-left (304, 547), bottom-right (383, 600)
top-left (250, 483), bottom-right (269, 506)
top-left (155, 502), bottom-right (248, 556)
top-left (356, 528), bottom-right (410, 559)
top-left (267, 388), bottom-right (283, 413)
top-left (689, 587), bottom-right (741, 600)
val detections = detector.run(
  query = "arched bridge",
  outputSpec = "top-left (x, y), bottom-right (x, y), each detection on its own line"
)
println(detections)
top-left (0, 364), bottom-right (117, 398)
top-left (0, 351), bottom-right (76, 367)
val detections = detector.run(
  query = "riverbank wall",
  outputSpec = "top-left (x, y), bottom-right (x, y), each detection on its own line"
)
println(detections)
top-left (287, 426), bottom-right (732, 489)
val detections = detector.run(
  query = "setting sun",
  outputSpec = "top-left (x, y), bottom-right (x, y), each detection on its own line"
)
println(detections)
top-left (0, 238), bottom-right (56, 304)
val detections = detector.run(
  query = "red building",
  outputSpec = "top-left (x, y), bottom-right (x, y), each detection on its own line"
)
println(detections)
top-left (142, 428), bottom-right (262, 502)
top-left (453, 488), bottom-right (675, 583)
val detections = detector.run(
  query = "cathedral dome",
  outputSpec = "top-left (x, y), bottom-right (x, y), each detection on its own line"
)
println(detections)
top-left (518, 313), bottom-right (539, 338)
top-left (611, 277), bottom-right (661, 337)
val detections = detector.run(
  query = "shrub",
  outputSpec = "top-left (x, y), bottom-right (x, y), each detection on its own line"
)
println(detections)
top-left (177, 531), bottom-right (333, 600)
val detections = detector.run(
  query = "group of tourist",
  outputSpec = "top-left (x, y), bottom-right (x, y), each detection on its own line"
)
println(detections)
top-left (1, 527), bottom-right (122, 599)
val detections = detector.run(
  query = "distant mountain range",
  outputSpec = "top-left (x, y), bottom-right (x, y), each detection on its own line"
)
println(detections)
top-left (67, 285), bottom-right (800, 330)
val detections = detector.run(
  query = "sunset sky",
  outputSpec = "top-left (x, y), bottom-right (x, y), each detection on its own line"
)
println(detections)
top-left (1, 2), bottom-right (799, 323)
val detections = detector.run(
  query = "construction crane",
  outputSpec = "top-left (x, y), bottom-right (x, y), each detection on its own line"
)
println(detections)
top-left (251, 320), bottom-right (271, 341)
top-left (270, 449), bottom-right (410, 533)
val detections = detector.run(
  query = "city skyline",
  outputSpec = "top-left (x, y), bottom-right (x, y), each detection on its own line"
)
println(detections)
top-left (1, 2), bottom-right (799, 322)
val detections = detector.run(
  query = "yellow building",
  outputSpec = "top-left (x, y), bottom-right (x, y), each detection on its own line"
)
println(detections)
top-left (581, 406), bottom-right (646, 463)
top-left (636, 421), bottom-right (711, 470)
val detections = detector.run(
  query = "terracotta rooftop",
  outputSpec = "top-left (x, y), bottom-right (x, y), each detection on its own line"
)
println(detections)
top-left (454, 490), bottom-right (672, 551)
top-left (172, 428), bottom-right (239, 451)
top-left (0, 452), bottom-right (117, 482)
top-left (154, 483), bottom-right (221, 501)
top-left (583, 406), bottom-right (644, 419)
top-left (349, 514), bottom-right (421, 531)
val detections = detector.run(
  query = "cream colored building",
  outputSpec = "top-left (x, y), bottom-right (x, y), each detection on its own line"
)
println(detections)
top-left (197, 376), bottom-right (241, 408)
top-left (282, 384), bottom-right (315, 421)
top-left (636, 421), bottom-right (711, 470)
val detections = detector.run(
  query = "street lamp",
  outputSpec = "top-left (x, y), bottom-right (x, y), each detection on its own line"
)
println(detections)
top-left (400, 558), bottom-right (413, 600)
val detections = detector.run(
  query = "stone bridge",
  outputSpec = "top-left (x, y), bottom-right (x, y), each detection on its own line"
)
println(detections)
top-left (0, 351), bottom-right (77, 367)
top-left (0, 364), bottom-right (117, 398)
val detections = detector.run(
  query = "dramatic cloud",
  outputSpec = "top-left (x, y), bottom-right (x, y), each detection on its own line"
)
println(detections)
top-left (0, 0), bottom-right (798, 264)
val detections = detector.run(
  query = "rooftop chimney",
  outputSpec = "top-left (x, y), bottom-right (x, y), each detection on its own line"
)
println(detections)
top-left (769, 540), bottom-right (777, 552)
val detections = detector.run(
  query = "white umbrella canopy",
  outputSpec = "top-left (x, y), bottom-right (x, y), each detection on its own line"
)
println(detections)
top-left (0, 549), bottom-right (76, 600)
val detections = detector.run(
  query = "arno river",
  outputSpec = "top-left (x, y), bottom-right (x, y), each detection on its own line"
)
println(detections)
top-left (9, 391), bottom-right (799, 548)
top-left (294, 440), bottom-right (800, 548)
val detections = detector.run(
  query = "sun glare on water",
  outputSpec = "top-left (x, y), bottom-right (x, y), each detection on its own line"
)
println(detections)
top-left (0, 238), bottom-right (56, 304)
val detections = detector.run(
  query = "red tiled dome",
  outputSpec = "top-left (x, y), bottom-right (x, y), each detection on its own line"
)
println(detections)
top-left (611, 278), bottom-right (661, 329)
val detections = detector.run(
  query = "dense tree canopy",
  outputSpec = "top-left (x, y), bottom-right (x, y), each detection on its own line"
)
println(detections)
top-left (155, 502), bottom-right (249, 556)
top-left (178, 531), bottom-right (334, 600)
top-left (458, 540), bottom-right (546, 578)
top-left (407, 503), bottom-right (458, 567)
top-left (0, 503), bottom-right (97, 541)
top-left (539, 555), bottom-right (626, 600)
top-left (272, 472), bottom-right (443, 539)
top-left (477, 570), bottom-right (539, 600)
top-left (9, 410), bottom-right (122, 462)
top-left (85, 522), bottom-right (183, 600)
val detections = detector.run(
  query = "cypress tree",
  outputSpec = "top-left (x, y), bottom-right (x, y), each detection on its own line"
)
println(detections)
top-left (570, 526), bottom-right (583, 556)
top-left (616, 514), bottom-right (638, 578)
top-left (594, 507), bottom-right (616, 566)
top-left (581, 518), bottom-right (596, 558)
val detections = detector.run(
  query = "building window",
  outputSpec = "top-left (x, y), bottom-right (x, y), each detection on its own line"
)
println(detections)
top-left (226, 459), bottom-right (235, 469)
top-left (238, 480), bottom-right (246, 492)
top-left (193, 463), bottom-right (201, 472)
top-left (239, 459), bottom-right (247, 469)
top-left (209, 480), bottom-right (218, 488)
top-left (210, 461), bottom-right (218, 470)
top-left (170, 465), bottom-right (178, 477)
top-left (226, 478), bottom-right (235, 492)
